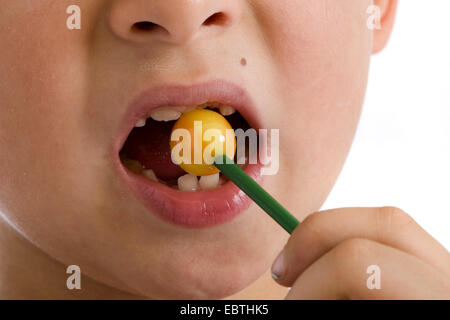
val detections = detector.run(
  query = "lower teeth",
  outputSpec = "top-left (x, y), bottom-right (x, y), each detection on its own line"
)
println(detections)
top-left (177, 174), bottom-right (199, 191)
top-left (142, 169), bottom-right (158, 182)
top-left (199, 173), bottom-right (220, 190)
top-left (121, 158), bottom-right (144, 174)
top-left (121, 158), bottom-right (226, 191)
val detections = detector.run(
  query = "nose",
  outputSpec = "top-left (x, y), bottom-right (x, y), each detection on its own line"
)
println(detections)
top-left (108, 0), bottom-right (242, 45)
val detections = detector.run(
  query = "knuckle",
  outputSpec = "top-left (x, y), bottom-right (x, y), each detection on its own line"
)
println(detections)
top-left (301, 211), bottom-right (321, 226)
top-left (376, 206), bottom-right (415, 233)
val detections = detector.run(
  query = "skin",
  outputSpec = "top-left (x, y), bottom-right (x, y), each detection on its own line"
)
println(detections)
top-left (0, 0), bottom-right (448, 299)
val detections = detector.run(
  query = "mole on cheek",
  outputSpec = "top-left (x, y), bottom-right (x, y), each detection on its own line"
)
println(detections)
top-left (240, 57), bottom-right (247, 67)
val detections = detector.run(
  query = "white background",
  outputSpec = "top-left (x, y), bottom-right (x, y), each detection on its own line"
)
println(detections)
top-left (322, 0), bottom-right (450, 250)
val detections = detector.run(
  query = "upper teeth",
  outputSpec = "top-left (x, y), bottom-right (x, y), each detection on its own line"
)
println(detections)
top-left (135, 118), bottom-right (146, 127)
top-left (219, 105), bottom-right (236, 116)
top-left (150, 109), bottom-right (182, 122)
top-left (135, 103), bottom-right (237, 127)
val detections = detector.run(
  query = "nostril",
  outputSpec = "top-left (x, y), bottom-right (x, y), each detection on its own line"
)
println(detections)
top-left (203, 12), bottom-right (228, 26)
top-left (132, 21), bottom-right (159, 32)
top-left (130, 21), bottom-right (171, 38)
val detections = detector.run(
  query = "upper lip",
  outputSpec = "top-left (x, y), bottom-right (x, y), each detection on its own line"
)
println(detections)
top-left (114, 79), bottom-right (262, 156)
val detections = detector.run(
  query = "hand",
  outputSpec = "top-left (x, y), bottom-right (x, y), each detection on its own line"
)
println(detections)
top-left (271, 207), bottom-right (450, 299)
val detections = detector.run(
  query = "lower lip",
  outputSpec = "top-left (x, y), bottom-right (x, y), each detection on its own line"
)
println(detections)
top-left (114, 157), bottom-right (264, 228)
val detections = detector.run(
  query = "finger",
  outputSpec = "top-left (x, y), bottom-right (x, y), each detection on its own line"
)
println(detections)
top-left (273, 207), bottom-right (450, 287)
top-left (286, 238), bottom-right (450, 300)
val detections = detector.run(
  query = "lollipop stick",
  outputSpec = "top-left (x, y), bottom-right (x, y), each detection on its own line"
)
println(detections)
top-left (214, 155), bottom-right (299, 234)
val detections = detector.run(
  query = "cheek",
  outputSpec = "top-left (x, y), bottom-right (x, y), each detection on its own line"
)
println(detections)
top-left (255, 0), bottom-right (372, 70)
top-left (0, 1), bottom-right (87, 146)
top-left (0, 2), bottom-right (97, 225)
top-left (254, 0), bottom-right (372, 212)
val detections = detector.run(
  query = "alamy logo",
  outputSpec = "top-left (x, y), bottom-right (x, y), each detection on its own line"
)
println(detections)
top-left (366, 5), bottom-right (381, 30)
top-left (170, 123), bottom-right (280, 176)
top-left (66, 5), bottom-right (81, 30)
top-left (366, 265), bottom-right (381, 290)
top-left (66, 265), bottom-right (81, 290)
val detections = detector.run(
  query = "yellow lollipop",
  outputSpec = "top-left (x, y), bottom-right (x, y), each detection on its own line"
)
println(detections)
top-left (170, 109), bottom-right (236, 176)
top-left (170, 109), bottom-right (300, 234)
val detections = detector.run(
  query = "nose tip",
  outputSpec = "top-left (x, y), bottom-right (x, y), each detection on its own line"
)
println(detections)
top-left (108, 0), bottom-right (241, 45)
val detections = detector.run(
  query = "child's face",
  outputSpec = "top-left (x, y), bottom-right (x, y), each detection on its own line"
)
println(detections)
top-left (0, 0), bottom-right (380, 298)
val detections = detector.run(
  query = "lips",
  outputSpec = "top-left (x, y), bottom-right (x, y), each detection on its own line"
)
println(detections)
top-left (113, 80), bottom-right (264, 228)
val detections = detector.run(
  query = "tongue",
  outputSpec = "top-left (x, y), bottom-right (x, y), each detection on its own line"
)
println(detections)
top-left (121, 119), bottom-right (186, 181)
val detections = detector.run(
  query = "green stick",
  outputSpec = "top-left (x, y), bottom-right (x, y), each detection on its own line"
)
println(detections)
top-left (214, 155), bottom-right (300, 234)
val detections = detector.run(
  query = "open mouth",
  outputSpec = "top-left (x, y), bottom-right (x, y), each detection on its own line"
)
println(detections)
top-left (113, 81), bottom-right (264, 228)
top-left (119, 102), bottom-right (252, 191)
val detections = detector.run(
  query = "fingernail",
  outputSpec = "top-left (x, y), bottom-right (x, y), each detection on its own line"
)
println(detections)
top-left (271, 250), bottom-right (285, 281)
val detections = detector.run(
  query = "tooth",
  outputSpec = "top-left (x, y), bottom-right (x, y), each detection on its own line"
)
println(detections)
top-left (142, 169), bottom-right (158, 182)
top-left (177, 174), bottom-right (199, 191)
top-left (150, 109), bottom-right (182, 122)
top-left (219, 105), bottom-right (236, 116)
top-left (135, 118), bottom-right (146, 127)
top-left (199, 173), bottom-right (220, 190)
top-left (196, 103), bottom-right (209, 109)
top-left (122, 159), bottom-right (144, 174)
